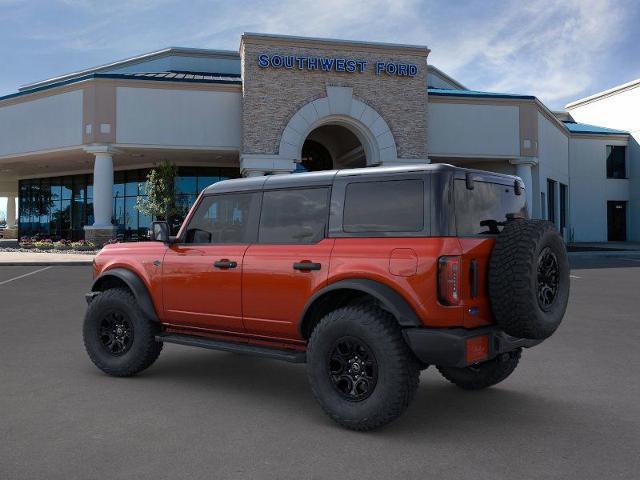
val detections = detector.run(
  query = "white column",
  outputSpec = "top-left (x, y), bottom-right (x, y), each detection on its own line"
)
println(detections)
top-left (84, 145), bottom-right (119, 228)
top-left (6, 195), bottom-right (16, 228)
top-left (92, 152), bottom-right (114, 227)
top-left (510, 158), bottom-right (537, 218)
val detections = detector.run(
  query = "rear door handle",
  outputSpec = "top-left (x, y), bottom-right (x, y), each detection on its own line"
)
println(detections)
top-left (293, 261), bottom-right (321, 271)
top-left (214, 259), bottom-right (237, 269)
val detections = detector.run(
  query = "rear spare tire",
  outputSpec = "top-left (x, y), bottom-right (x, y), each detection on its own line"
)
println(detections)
top-left (488, 219), bottom-right (569, 340)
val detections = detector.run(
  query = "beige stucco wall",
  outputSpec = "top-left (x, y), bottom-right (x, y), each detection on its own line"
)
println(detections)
top-left (240, 36), bottom-right (429, 160)
top-left (427, 101), bottom-right (520, 157)
top-left (116, 86), bottom-right (242, 148)
top-left (0, 90), bottom-right (83, 157)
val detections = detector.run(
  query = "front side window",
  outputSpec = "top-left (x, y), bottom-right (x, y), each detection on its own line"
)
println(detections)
top-left (184, 193), bottom-right (258, 244)
top-left (606, 145), bottom-right (626, 179)
top-left (259, 188), bottom-right (330, 244)
top-left (343, 179), bottom-right (424, 233)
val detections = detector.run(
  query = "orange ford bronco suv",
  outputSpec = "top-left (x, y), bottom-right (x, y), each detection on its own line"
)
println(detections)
top-left (84, 164), bottom-right (569, 430)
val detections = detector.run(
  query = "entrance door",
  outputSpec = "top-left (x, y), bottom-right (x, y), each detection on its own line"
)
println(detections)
top-left (242, 187), bottom-right (333, 340)
top-left (162, 192), bottom-right (260, 332)
top-left (607, 201), bottom-right (627, 241)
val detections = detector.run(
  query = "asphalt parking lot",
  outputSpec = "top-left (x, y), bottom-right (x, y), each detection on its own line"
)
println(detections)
top-left (1, 255), bottom-right (639, 480)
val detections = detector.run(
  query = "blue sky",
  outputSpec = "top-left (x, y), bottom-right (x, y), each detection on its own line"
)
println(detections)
top-left (1, 0), bottom-right (639, 108)
top-left (1, 0), bottom-right (639, 218)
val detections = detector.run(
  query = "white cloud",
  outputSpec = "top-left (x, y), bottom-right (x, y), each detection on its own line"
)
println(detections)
top-left (3, 0), bottom-right (635, 108)
top-left (426, 0), bottom-right (631, 107)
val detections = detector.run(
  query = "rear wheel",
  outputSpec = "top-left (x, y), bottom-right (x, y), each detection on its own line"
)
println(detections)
top-left (83, 288), bottom-right (162, 376)
top-left (437, 349), bottom-right (521, 390)
top-left (307, 304), bottom-right (420, 431)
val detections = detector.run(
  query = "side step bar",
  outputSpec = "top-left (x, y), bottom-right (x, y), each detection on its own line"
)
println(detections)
top-left (156, 334), bottom-right (307, 363)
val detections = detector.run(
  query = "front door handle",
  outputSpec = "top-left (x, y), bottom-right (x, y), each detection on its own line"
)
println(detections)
top-left (214, 259), bottom-right (237, 269)
top-left (293, 261), bottom-right (321, 271)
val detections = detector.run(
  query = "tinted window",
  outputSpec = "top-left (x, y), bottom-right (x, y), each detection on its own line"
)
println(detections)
top-left (606, 145), bottom-right (626, 178)
top-left (184, 193), bottom-right (258, 244)
top-left (259, 188), bottom-right (329, 244)
top-left (455, 180), bottom-right (527, 235)
top-left (343, 179), bottom-right (424, 233)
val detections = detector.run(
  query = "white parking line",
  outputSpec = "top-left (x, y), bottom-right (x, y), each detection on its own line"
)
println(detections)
top-left (0, 266), bottom-right (52, 286)
top-left (570, 275), bottom-right (581, 279)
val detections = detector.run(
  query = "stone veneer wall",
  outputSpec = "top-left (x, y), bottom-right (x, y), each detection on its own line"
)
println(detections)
top-left (241, 37), bottom-right (429, 160)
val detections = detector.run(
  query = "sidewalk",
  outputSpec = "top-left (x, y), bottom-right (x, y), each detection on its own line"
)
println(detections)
top-left (0, 251), bottom-right (95, 266)
top-left (568, 242), bottom-right (640, 252)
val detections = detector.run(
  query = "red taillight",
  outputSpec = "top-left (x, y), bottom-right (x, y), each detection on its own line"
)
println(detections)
top-left (438, 255), bottom-right (461, 305)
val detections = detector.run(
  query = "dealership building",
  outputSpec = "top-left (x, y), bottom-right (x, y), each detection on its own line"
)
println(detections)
top-left (0, 33), bottom-right (637, 244)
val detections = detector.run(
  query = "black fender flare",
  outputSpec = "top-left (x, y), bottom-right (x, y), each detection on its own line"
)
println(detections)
top-left (91, 268), bottom-right (159, 322)
top-left (298, 278), bottom-right (422, 337)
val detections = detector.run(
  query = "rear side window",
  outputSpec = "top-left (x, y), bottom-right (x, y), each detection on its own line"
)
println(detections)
top-left (455, 180), bottom-right (527, 235)
top-left (259, 188), bottom-right (330, 244)
top-left (343, 179), bottom-right (424, 233)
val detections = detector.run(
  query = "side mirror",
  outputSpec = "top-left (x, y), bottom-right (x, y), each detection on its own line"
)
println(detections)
top-left (150, 221), bottom-right (170, 243)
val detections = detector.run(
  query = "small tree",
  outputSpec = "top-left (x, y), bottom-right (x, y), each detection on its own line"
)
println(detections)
top-left (136, 161), bottom-right (179, 224)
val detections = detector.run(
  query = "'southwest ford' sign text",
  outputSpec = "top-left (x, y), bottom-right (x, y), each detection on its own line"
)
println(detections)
top-left (257, 53), bottom-right (418, 77)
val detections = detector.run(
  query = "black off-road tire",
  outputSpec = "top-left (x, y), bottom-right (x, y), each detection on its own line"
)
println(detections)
top-left (488, 219), bottom-right (569, 340)
top-left (437, 349), bottom-right (521, 390)
top-left (83, 288), bottom-right (163, 376)
top-left (307, 304), bottom-right (420, 431)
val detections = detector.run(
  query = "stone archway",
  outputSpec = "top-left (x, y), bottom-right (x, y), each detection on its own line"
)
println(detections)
top-left (278, 86), bottom-right (398, 168)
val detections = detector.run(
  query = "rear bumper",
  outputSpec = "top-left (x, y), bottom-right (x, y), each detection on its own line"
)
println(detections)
top-left (402, 326), bottom-right (542, 368)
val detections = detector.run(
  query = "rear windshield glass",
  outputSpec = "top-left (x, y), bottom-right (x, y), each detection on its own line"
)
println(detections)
top-left (455, 179), bottom-right (527, 235)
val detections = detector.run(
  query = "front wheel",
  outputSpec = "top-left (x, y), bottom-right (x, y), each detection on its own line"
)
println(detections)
top-left (83, 288), bottom-right (163, 377)
top-left (437, 349), bottom-right (521, 390)
top-left (306, 304), bottom-right (420, 431)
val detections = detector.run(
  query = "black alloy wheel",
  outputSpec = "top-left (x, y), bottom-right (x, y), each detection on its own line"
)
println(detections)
top-left (84, 287), bottom-right (162, 377)
top-left (328, 337), bottom-right (378, 402)
top-left (537, 247), bottom-right (559, 310)
top-left (99, 311), bottom-right (134, 356)
top-left (306, 303), bottom-right (420, 431)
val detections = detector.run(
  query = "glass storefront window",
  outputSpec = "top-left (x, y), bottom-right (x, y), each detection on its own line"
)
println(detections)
top-left (73, 175), bottom-right (86, 202)
top-left (87, 175), bottom-right (93, 200)
top-left (113, 171), bottom-right (125, 199)
top-left (18, 166), bottom-right (239, 240)
top-left (62, 177), bottom-right (73, 201)
top-left (50, 178), bottom-right (61, 203)
top-left (176, 175), bottom-right (198, 195)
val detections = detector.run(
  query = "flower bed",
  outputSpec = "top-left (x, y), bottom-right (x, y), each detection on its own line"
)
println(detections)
top-left (10, 236), bottom-right (99, 254)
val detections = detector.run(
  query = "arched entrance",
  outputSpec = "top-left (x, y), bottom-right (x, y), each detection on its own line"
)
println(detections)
top-left (277, 86), bottom-right (399, 173)
top-left (299, 124), bottom-right (366, 172)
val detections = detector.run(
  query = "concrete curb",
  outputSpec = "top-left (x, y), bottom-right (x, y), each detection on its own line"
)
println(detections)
top-left (568, 250), bottom-right (640, 257)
